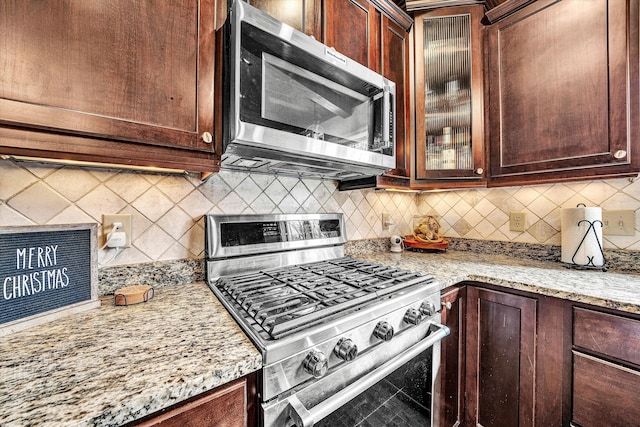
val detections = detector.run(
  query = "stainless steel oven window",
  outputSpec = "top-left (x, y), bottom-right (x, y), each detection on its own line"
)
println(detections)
top-left (316, 346), bottom-right (436, 426)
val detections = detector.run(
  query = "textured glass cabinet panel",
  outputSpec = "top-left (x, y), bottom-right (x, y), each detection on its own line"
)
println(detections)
top-left (422, 15), bottom-right (473, 171)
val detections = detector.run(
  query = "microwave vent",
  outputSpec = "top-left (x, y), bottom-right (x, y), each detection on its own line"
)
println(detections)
top-left (268, 162), bottom-right (363, 179)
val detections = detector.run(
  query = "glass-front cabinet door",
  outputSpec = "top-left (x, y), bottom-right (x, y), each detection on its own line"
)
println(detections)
top-left (413, 6), bottom-right (485, 187)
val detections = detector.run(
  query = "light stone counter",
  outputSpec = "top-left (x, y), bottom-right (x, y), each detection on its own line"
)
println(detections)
top-left (0, 283), bottom-right (261, 427)
top-left (355, 250), bottom-right (640, 315)
top-left (3, 246), bottom-right (640, 426)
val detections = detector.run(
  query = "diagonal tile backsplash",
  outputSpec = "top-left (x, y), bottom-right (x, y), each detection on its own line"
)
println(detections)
top-left (417, 178), bottom-right (640, 251)
top-left (0, 159), bottom-right (419, 266)
top-left (2, 158), bottom-right (640, 268)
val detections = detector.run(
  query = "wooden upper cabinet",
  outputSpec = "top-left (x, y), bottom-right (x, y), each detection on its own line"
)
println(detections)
top-left (0, 0), bottom-right (219, 172)
top-left (487, 0), bottom-right (640, 185)
top-left (248, 0), bottom-right (321, 38)
top-left (382, 16), bottom-right (410, 174)
top-left (326, 0), bottom-right (414, 189)
top-left (324, 0), bottom-right (381, 71)
top-left (412, 5), bottom-right (486, 189)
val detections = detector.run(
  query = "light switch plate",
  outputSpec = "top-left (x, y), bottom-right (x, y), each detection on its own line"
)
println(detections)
top-left (602, 210), bottom-right (635, 236)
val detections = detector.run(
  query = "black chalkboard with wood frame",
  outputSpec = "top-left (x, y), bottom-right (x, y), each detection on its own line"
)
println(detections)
top-left (0, 224), bottom-right (99, 336)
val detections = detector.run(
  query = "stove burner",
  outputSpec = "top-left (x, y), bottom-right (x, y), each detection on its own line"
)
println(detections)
top-left (214, 257), bottom-right (434, 340)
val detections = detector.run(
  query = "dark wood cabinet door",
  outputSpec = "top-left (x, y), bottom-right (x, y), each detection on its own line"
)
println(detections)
top-left (249, 0), bottom-right (321, 38)
top-left (382, 16), bottom-right (409, 174)
top-left (439, 286), bottom-right (466, 427)
top-left (323, 0), bottom-right (381, 72)
top-left (330, 0), bottom-right (414, 190)
top-left (487, 0), bottom-right (640, 185)
top-left (465, 286), bottom-right (536, 427)
top-left (0, 0), bottom-right (218, 171)
top-left (134, 374), bottom-right (257, 427)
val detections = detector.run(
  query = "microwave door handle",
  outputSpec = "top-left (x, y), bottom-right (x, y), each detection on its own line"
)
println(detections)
top-left (286, 323), bottom-right (450, 427)
top-left (382, 87), bottom-right (392, 148)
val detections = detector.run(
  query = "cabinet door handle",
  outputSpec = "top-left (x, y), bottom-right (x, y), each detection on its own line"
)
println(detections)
top-left (475, 168), bottom-right (483, 175)
top-left (613, 150), bottom-right (627, 159)
top-left (201, 132), bottom-right (213, 144)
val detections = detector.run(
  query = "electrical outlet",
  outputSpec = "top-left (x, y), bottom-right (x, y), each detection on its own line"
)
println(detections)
top-left (602, 210), bottom-right (635, 236)
top-left (102, 214), bottom-right (132, 247)
top-left (382, 213), bottom-right (393, 230)
top-left (509, 212), bottom-right (526, 232)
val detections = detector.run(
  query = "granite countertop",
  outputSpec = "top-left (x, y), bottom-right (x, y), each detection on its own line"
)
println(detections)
top-left (3, 248), bottom-right (640, 426)
top-left (355, 250), bottom-right (640, 315)
top-left (0, 283), bottom-right (261, 427)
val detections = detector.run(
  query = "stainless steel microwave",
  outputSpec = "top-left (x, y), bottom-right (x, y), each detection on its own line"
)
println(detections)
top-left (220, 0), bottom-right (396, 181)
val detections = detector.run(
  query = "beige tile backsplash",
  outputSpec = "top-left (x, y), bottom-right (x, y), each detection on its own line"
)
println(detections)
top-left (417, 178), bottom-right (640, 251)
top-left (2, 158), bottom-right (639, 267)
top-left (0, 159), bottom-right (419, 266)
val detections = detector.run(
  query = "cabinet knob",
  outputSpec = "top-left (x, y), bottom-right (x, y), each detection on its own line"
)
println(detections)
top-left (201, 131), bottom-right (213, 144)
top-left (613, 150), bottom-right (627, 159)
top-left (475, 168), bottom-right (483, 175)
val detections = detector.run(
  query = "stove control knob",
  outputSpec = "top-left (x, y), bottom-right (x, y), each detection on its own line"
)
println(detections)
top-left (419, 301), bottom-right (436, 317)
top-left (334, 338), bottom-right (358, 362)
top-left (303, 351), bottom-right (329, 378)
top-left (373, 321), bottom-right (394, 341)
top-left (404, 308), bottom-right (423, 325)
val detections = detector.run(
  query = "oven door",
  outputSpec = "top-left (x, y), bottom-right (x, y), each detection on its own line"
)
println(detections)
top-left (224, 0), bottom-right (395, 175)
top-left (262, 322), bottom-right (449, 427)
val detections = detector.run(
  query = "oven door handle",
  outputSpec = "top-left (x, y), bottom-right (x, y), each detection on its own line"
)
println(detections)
top-left (286, 322), bottom-right (450, 427)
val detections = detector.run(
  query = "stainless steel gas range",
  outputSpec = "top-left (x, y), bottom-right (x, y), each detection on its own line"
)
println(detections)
top-left (205, 213), bottom-right (449, 427)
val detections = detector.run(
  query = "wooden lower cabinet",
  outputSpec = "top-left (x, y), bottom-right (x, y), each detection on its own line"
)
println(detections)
top-left (440, 283), bottom-right (571, 427)
top-left (572, 308), bottom-right (640, 427)
top-left (132, 373), bottom-right (257, 427)
top-left (572, 352), bottom-right (640, 427)
top-left (439, 286), bottom-right (465, 427)
top-left (465, 286), bottom-right (537, 427)
top-left (440, 283), bottom-right (640, 427)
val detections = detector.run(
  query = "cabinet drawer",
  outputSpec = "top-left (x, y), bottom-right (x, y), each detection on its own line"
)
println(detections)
top-left (573, 307), bottom-right (640, 365)
top-left (573, 352), bottom-right (640, 427)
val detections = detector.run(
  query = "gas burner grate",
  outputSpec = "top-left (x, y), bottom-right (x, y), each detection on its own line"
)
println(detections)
top-left (214, 257), bottom-right (434, 340)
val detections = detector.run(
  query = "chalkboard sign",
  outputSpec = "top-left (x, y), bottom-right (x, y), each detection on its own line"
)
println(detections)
top-left (0, 224), bottom-right (99, 336)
